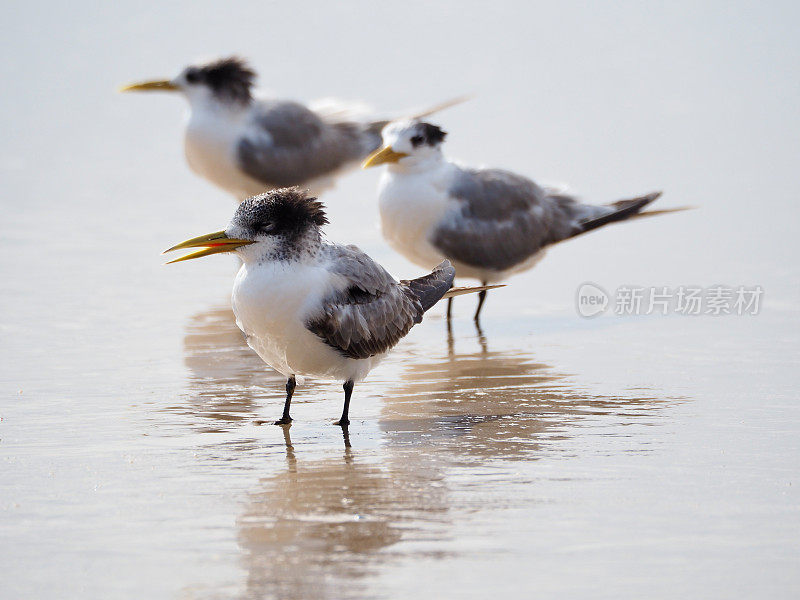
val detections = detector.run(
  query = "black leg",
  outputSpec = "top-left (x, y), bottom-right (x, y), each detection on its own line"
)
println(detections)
top-left (335, 380), bottom-right (354, 427)
top-left (274, 375), bottom-right (296, 425)
top-left (474, 281), bottom-right (488, 322)
top-left (446, 297), bottom-right (453, 320)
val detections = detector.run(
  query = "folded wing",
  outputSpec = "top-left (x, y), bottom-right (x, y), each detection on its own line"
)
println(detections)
top-left (432, 167), bottom-right (651, 272)
top-left (306, 246), bottom-right (454, 360)
top-left (237, 100), bottom-right (381, 188)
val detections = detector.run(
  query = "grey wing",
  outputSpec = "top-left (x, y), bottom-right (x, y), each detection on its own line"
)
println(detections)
top-left (305, 245), bottom-right (424, 360)
top-left (431, 168), bottom-right (593, 272)
top-left (236, 100), bottom-right (379, 188)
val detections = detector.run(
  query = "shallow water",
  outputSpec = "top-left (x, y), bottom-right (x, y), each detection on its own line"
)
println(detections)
top-left (2, 1), bottom-right (799, 598)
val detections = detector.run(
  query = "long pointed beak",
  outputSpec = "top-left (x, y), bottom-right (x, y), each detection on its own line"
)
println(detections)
top-left (163, 230), bottom-right (254, 264)
top-left (118, 79), bottom-right (179, 93)
top-left (362, 146), bottom-right (408, 168)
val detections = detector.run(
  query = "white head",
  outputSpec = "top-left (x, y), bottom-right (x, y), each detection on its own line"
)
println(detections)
top-left (362, 120), bottom-right (447, 172)
top-left (120, 57), bottom-right (256, 111)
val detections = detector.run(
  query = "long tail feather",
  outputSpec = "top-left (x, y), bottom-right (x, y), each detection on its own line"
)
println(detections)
top-left (368, 95), bottom-right (472, 134)
top-left (443, 284), bottom-right (505, 299)
top-left (407, 94), bottom-right (473, 120)
top-left (629, 206), bottom-right (695, 220)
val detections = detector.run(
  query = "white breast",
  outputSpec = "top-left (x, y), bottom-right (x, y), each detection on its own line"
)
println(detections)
top-left (184, 106), bottom-right (267, 201)
top-left (377, 162), bottom-right (457, 270)
top-left (231, 261), bottom-right (383, 383)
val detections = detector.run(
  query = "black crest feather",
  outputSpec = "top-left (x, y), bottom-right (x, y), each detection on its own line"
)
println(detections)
top-left (194, 56), bottom-right (256, 104)
top-left (233, 188), bottom-right (329, 240)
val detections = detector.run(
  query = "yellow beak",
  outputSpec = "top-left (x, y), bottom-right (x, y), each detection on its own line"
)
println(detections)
top-left (118, 79), bottom-right (179, 93)
top-left (362, 146), bottom-right (408, 168)
top-left (163, 231), bottom-right (254, 264)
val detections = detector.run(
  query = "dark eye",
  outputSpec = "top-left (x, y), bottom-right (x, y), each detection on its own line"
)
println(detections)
top-left (185, 69), bottom-right (200, 83)
top-left (259, 222), bottom-right (275, 234)
top-left (410, 135), bottom-right (425, 147)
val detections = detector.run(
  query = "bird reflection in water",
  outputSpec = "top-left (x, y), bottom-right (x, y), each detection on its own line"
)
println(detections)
top-left (381, 321), bottom-right (670, 462)
top-left (238, 425), bottom-right (450, 600)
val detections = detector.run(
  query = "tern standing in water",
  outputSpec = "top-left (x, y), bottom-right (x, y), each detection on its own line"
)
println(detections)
top-left (165, 188), bottom-right (496, 426)
top-left (121, 57), bottom-right (463, 200)
top-left (364, 120), bottom-right (671, 321)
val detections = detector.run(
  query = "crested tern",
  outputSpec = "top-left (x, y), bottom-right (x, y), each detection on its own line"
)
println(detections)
top-left (364, 120), bottom-right (671, 321)
top-left (121, 57), bottom-right (464, 200)
top-left (165, 188), bottom-right (498, 426)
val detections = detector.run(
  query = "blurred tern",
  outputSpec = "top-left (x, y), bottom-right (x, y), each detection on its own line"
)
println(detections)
top-left (121, 57), bottom-right (465, 200)
top-left (364, 120), bottom-right (678, 321)
top-left (164, 188), bottom-right (499, 427)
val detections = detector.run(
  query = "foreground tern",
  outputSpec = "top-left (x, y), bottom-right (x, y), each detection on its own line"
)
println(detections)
top-left (165, 188), bottom-right (498, 426)
top-left (364, 120), bottom-right (672, 321)
top-left (121, 57), bottom-right (463, 200)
